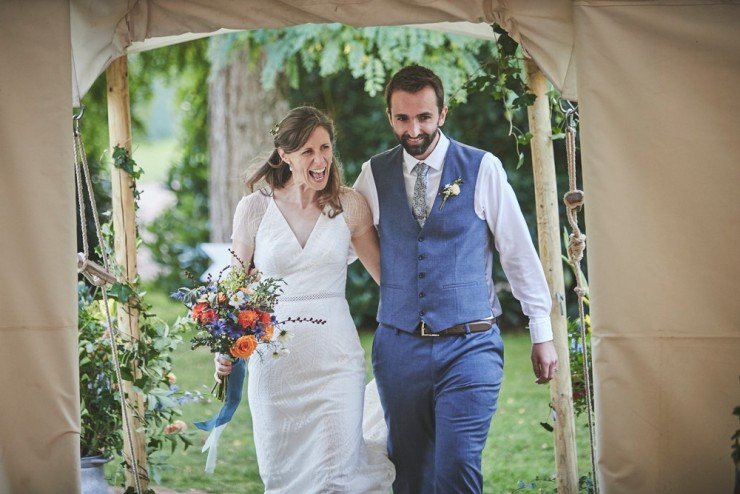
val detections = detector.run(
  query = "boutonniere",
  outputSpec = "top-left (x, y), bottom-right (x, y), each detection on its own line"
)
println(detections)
top-left (439, 177), bottom-right (463, 210)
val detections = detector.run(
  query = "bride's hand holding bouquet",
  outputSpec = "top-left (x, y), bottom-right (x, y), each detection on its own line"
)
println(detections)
top-left (172, 256), bottom-right (290, 401)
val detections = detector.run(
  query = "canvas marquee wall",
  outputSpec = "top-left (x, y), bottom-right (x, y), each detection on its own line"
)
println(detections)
top-left (0, 1), bottom-right (738, 492)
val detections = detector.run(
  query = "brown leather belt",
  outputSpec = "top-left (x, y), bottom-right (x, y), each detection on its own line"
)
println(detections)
top-left (417, 318), bottom-right (496, 337)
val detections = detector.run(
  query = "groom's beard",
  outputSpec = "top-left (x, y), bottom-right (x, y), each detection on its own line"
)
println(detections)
top-left (396, 128), bottom-right (438, 157)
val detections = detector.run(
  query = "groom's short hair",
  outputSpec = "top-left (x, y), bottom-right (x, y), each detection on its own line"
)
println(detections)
top-left (385, 65), bottom-right (445, 112)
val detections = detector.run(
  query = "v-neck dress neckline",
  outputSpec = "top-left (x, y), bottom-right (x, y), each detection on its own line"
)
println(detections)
top-left (269, 196), bottom-right (323, 251)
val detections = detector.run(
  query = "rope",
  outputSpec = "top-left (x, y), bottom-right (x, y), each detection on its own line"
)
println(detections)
top-left (74, 108), bottom-right (145, 494)
top-left (562, 106), bottom-right (598, 493)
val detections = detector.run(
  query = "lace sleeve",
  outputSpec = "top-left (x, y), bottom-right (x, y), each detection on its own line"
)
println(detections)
top-left (232, 189), bottom-right (271, 259)
top-left (341, 187), bottom-right (374, 237)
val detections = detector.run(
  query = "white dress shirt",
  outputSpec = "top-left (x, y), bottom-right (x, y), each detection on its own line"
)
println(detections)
top-left (354, 132), bottom-right (553, 343)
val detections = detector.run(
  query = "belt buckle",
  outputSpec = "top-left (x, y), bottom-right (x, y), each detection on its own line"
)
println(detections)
top-left (420, 321), bottom-right (438, 337)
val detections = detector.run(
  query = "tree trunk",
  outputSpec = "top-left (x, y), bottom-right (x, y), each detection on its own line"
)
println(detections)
top-left (208, 41), bottom-right (289, 242)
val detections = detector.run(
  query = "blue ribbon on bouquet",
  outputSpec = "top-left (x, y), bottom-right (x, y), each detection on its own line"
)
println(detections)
top-left (194, 358), bottom-right (247, 472)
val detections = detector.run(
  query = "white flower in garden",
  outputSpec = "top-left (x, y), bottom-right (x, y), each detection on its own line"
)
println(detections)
top-left (229, 290), bottom-right (246, 309)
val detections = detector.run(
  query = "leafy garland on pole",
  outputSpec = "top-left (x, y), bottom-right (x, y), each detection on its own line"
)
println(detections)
top-left (461, 25), bottom-right (570, 167)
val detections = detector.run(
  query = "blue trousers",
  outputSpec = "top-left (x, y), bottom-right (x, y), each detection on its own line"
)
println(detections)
top-left (372, 324), bottom-right (504, 494)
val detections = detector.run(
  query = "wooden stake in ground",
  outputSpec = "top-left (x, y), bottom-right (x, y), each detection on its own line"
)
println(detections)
top-left (106, 56), bottom-right (148, 492)
top-left (525, 57), bottom-right (580, 493)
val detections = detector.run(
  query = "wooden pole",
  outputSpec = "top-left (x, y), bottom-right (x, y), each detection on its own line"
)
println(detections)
top-left (106, 56), bottom-right (148, 491)
top-left (525, 57), bottom-right (580, 493)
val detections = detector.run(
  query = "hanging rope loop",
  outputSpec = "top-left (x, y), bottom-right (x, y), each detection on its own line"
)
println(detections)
top-left (560, 101), bottom-right (598, 493)
top-left (74, 103), bottom-right (115, 286)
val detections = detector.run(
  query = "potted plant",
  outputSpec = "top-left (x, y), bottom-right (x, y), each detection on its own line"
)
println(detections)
top-left (78, 281), bottom-right (195, 492)
top-left (78, 283), bottom-right (119, 493)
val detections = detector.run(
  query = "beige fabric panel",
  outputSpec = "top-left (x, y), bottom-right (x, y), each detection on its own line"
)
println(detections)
top-left (574, 2), bottom-right (740, 492)
top-left (72, 0), bottom-right (579, 102)
top-left (487, 0), bottom-right (577, 100)
top-left (0, 1), bottom-right (80, 493)
top-left (72, 0), bottom-right (494, 101)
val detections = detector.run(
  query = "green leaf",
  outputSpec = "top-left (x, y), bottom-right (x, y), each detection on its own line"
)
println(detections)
top-left (107, 282), bottom-right (136, 303)
top-left (516, 152), bottom-right (525, 168)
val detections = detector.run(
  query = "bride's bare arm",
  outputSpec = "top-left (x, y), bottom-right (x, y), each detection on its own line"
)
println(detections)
top-left (352, 227), bottom-right (380, 285)
top-left (230, 189), bottom-right (270, 269)
top-left (231, 239), bottom-right (253, 269)
top-left (215, 191), bottom-right (268, 375)
top-left (344, 187), bottom-right (381, 284)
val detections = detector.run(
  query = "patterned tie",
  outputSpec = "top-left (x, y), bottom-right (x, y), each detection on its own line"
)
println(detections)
top-left (412, 161), bottom-right (430, 227)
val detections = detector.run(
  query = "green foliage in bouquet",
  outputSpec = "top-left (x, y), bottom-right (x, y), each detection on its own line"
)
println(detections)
top-left (172, 260), bottom-right (297, 401)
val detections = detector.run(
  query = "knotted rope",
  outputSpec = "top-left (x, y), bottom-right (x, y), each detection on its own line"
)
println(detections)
top-left (562, 105), bottom-right (598, 493)
top-left (74, 108), bottom-right (144, 494)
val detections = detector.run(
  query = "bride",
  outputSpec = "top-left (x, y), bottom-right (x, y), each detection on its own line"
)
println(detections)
top-left (215, 106), bottom-right (395, 493)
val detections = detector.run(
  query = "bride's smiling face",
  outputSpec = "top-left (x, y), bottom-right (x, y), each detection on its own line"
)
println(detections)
top-left (279, 127), bottom-right (333, 191)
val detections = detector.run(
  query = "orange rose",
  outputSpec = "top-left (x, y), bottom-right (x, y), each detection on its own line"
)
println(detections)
top-left (237, 309), bottom-right (259, 329)
top-left (231, 335), bottom-right (258, 359)
top-left (261, 324), bottom-right (275, 342)
top-left (191, 302), bottom-right (209, 321)
top-left (260, 311), bottom-right (272, 324)
top-left (199, 308), bottom-right (218, 324)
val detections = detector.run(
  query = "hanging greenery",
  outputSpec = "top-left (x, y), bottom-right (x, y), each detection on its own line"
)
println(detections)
top-left (76, 143), bottom-right (198, 486)
top-left (461, 25), bottom-right (572, 167)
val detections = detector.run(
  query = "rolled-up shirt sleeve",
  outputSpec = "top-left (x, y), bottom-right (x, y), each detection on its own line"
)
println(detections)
top-left (475, 153), bottom-right (553, 343)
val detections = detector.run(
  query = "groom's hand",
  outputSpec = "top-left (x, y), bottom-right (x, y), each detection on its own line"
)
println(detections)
top-left (531, 340), bottom-right (558, 384)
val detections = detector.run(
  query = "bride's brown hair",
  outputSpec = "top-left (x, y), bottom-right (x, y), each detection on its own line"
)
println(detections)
top-left (247, 106), bottom-right (344, 217)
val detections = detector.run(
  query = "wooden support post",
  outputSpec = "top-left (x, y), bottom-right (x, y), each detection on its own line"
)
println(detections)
top-left (106, 56), bottom-right (148, 491)
top-left (525, 57), bottom-right (580, 493)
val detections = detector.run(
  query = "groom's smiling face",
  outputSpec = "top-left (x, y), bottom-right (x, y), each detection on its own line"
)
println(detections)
top-left (388, 86), bottom-right (448, 161)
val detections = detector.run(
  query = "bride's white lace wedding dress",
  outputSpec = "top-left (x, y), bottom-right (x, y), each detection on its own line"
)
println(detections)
top-left (232, 187), bottom-right (394, 493)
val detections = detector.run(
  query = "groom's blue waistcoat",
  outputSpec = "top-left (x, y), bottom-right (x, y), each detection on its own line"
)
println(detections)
top-left (371, 139), bottom-right (496, 333)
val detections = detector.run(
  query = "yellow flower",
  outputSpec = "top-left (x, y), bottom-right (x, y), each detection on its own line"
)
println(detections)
top-left (450, 183), bottom-right (460, 195)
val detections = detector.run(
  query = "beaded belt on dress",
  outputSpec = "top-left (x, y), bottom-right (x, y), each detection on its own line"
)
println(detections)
top-left (278, 291), bottom-right (344, 302)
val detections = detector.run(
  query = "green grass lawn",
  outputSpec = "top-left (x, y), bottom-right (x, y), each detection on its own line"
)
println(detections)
top-left (131, 138), bottom-right (179, 183)
top-left (127, 288), bottom-right (593, 493)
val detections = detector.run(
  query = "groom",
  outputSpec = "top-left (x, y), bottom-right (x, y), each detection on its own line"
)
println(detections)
top-left (354, 65), bottom-right (558, 493)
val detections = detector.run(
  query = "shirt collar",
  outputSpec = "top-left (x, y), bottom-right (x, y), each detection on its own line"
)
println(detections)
top-left (402, 131), bottom-right (450, 174)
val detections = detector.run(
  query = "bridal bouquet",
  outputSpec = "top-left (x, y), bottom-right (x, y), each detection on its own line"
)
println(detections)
top-left (172, 260), bottom-right (289, 401)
